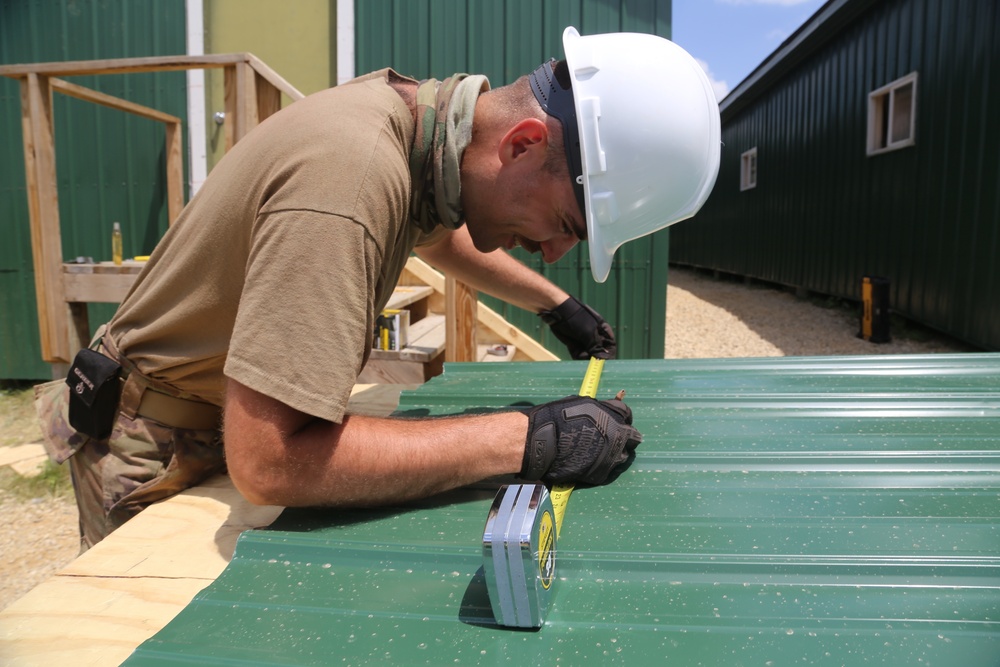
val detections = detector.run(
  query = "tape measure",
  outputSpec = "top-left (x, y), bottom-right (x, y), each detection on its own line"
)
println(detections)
top-left (550, 356), bottom-right (605, 538)
top-left (482, 357), bottom-right (607, 627)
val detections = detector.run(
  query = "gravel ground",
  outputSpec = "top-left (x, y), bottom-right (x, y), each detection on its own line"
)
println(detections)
top-left (0, 496), bottom-right (78, 608)
top-left (0, 266), bottom-right (977, 611)
top-left (665, 266), bottom-right (975, 358)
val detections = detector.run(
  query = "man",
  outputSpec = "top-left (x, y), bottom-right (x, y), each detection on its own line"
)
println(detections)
top-left (37, 27), bottom-right (720, 550)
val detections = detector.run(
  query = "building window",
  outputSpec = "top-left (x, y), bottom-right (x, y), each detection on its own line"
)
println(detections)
top-left (867, 72), bottom-right (917, 155)
top-left (740, 147), bottom-right (757, 191)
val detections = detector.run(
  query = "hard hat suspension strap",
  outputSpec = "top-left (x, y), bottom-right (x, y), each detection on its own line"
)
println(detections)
top-left (528, 59), bottom-right (587, 219)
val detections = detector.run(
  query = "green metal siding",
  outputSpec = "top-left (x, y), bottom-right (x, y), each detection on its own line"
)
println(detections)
top-left (669, 0), bottom-right (1000, 352)
top-left (126, 355), bottom-right (1000, 665)
top-left (0, 0), bottom-right (188, 379)
top-left (355, 0), bottom-right (673, 359)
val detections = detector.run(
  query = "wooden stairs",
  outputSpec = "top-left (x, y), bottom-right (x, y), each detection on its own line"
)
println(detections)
top-left (358, 257), bottom-right (557, 384)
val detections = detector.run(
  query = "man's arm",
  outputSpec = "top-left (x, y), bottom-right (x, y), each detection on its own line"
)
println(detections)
top-left (224, 379), bottom-right (527, 507)
top-left (414, 225), bottom-right (569, 314)
top-left (415, 226), bottom-right (617, 359)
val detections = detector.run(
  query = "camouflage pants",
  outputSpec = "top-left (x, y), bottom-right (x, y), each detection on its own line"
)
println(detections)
top-left (34, 379), bottom-right (226, 552)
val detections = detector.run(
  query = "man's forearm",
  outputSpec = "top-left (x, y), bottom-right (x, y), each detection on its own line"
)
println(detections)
top-left (415, 227), bottom-right (568, 313)
top-left (226, 398), bottom-right (527, 508)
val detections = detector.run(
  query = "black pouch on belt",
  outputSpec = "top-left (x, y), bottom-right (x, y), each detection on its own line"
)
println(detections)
top-left (66, 348), bottom-right (123, 440)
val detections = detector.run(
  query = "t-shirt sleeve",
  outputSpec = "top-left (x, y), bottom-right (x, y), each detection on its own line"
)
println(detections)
top-left (224, 209), bottom-right (381, 423)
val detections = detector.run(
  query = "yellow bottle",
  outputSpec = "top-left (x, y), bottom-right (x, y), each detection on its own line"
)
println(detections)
top-left (112, 222), bottom-right (123, 265)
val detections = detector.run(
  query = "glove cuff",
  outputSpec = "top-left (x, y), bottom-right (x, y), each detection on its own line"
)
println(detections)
top-left (538, 295), bottom-right (583, 325)
top-left (521, 406), bottom-right (559, 480)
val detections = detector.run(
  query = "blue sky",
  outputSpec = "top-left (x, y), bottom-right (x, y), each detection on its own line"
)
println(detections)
top-left (672, 0), bottom-right (827, 100)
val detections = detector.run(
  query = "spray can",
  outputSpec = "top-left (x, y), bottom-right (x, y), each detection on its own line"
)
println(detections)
top-left (112, 222), bottom-right (123, 265)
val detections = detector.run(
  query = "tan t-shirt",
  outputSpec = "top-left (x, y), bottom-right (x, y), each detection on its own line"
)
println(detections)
top-left (108, 69), bottom-right (439, 423)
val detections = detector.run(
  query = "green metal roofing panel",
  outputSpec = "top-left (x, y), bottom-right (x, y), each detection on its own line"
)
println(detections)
top-left (124, 354), bottom-right (1000, 665)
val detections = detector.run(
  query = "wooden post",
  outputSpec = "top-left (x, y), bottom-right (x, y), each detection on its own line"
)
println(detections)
top-left (254, 74), bottom-right (282, 124)
top-left (165, 120), bottom-right (184, 225)
top-left (226, 61), bottom-right (259, 148)
top-left (445, 278), bottom-right (478, 362)
top-left (21, 73), bottom-right (73, 363)
top-left (223, 66), bottom-right (236, 152)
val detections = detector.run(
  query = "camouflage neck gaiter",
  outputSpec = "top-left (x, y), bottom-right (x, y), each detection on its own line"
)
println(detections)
top-left (409, 73), bottom-right (490, 233)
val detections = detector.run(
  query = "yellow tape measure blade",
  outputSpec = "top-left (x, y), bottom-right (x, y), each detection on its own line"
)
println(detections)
top-left (550, 484), bottom-right (573, 539)
top-left (578, 357), bottom-right (605, 398)
top-left (551, 357), bottom-right (607, 537)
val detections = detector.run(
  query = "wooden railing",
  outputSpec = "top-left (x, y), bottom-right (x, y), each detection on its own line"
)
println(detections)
top-left (1, 54), bottom-right (305, 366)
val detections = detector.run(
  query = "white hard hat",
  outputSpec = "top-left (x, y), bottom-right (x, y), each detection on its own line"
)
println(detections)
top-left (530, 27), bottom-right (721, 282)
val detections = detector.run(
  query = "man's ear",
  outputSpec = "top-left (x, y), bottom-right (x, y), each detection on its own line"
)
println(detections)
top-left (498, 118), bottom-right (549, 165)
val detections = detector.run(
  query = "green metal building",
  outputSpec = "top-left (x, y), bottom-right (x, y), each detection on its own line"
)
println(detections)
top-left (669, 0), bottom-right (1000, 352)
top-left (1, 0), bottom-right (673, 380)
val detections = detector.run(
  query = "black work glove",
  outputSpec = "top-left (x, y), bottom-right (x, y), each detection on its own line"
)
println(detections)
top-left (521, 395), bottom-right (642, 485)
top-left (540, 296), bottom-right (616, 360)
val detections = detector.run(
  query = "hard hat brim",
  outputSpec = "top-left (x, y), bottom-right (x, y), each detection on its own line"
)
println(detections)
top-left (561, 26), bottom-right (721, 283)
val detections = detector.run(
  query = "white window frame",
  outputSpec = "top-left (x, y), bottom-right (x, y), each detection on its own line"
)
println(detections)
top-left (740, 147), bottom-right (758, 191)
top-left (867, 71), bottom-right (918, 156)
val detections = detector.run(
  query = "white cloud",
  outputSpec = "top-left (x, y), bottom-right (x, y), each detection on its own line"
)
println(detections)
top-left (696, 58), bottom-right (730, 101)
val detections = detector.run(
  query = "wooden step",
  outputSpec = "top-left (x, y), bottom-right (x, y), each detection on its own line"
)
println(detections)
top-left (384, 285), bottom-right (434, 311)
top-left (369, 314), bottom-right (446, 363)
top-left (359, 279), bottom-right (523, 384)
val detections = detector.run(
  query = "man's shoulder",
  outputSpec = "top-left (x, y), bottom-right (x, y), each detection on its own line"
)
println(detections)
top-left (287, 69), bottom-right (411, 131)
top-left (344, 67), bottom-right (418, 87)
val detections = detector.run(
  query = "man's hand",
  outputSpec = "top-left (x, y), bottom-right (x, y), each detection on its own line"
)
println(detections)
top-left (521, 394), bottom-right (641, 485)
top-left (540, 296), bottom-right (616, 359)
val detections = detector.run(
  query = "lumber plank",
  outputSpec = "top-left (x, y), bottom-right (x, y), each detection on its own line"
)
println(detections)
top-left (446, 277), bottom-right (478, 362)
top-left (0, 475), bottom-right (279, 667)
top-left (165, 121), bottom-right (184, 225)
top-left (255, 74), bottom-right (282, 122)
top-left (403, 257), bottom-right (559, 362)
top-left (48, 77), bottom-right (180, 124)
top-left (62, 262), bottom-right (144, 303)
top-left (0, 53), bottom-right (250, 78)
top-left (228, 62), bottom-right (258, 144)
top-left (62, 261), bottom-right (146, 274)
top-left (0, 383), bottom-right (409, 666)
top-left (385, 285), bottom-right (434, 310)
top-left (1, 54), bottom-right (303, 106)
top-left (63, 271), bottom-right (139, 303)
top-left (22, 73), bottom-right (71, 363)
top-left (247, 53), bottom-right (305, 101)
top-left (345, 383), bottom-right (420, 416)
top-left (357, 357), bottom-right (441, 384)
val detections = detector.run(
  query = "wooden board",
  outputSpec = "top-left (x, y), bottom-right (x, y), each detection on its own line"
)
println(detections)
top-left (0, 383), bottom-right (411, 667)
top-left (384, 285), bottom-right (434, 311)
